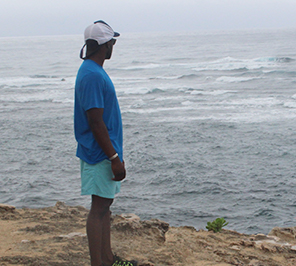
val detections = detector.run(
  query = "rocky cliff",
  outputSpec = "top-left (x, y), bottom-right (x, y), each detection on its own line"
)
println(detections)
top-left (0, 202), bottom-right (295, 266)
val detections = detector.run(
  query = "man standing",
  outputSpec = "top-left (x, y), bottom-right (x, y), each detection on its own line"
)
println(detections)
top-left (74, 20), bottom-right (137, 266)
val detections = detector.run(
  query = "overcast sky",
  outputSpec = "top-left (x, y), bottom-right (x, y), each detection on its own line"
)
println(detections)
top-left (1, 0), bottom-right (296, 37)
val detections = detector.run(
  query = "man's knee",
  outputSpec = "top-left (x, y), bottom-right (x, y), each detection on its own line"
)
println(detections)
top-left (95, 206), bottom-right (110, 219)
top-left (90, 195), bottom-right (113, 219)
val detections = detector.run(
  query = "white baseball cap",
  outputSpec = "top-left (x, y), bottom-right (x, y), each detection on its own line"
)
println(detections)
top-left (84, 20), bottom-right (120, 45)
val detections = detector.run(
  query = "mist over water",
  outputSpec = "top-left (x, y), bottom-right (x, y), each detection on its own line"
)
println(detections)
top-left (1, 29), bottom-right (296, 234)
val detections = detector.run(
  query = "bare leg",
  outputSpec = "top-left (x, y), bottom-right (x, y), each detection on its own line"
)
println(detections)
top-left (87, 195), bottom-right (114, 266)
top-left (101, 210), bottom-right (114, 265)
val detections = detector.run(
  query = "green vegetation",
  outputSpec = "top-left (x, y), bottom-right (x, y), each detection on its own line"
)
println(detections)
top-left (206, 218), bottom-right (229, 233)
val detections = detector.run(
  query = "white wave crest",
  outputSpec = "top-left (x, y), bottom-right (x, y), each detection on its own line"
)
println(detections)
top-left (216, 76), bottom-right (260, 83)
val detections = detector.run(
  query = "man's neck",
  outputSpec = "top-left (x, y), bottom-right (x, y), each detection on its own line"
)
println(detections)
top-left (89, 49), bottom-right (107, 67)
top-left (90, 57), bottom-right (105, 67)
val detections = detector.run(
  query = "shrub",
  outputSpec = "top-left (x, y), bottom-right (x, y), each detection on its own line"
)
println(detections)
top-left (206, 218), bottom-right (229, 233)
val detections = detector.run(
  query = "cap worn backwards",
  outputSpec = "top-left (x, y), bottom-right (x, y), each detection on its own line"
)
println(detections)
top-left (84, 20), bottom-right (120, 46)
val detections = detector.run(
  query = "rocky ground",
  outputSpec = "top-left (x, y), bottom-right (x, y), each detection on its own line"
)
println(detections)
top-left (0, 202), bottom-right (296, 266)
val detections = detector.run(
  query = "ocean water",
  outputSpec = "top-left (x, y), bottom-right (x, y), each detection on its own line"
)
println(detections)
top-left (1, 29), bottom-right (296, 235)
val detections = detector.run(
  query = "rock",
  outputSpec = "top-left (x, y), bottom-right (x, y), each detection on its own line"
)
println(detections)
top-left (248, 259), bottom-right (264, 266)
top-left (229, 245), bottom-right (241, 251)
top-left (55, 201), bottom-right (67, 210)
top-left (112, 215), bottom-right (169, 243)
top-left (253, 234), bottom-right (268, 240)
top-left (120, 213), bottom-right (141, 221)
top-left (57, 232), bottom-right (86, 239)
top-left (0, 204), bottom-right (15, 213)
top-left (21, 240), bottom-right (31, 244)
top-left (269, 227), bottom-right (296, 244)
top-left (240, 239), bottom-right (255, 247)
top-left (1, 203), bottom-right (296, 266)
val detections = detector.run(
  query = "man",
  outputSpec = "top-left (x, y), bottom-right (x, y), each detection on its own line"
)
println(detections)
top-left (74, 20), bottom-right (137, 266)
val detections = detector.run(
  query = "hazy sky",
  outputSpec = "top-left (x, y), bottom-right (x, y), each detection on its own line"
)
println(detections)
top-left (1, 0), bottom-right (296, 37)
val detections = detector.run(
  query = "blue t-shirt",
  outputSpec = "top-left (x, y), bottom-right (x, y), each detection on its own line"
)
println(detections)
top-left (74, 59), bottom-right (123, 164)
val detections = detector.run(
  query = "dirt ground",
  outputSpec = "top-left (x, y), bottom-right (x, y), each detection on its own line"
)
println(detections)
top-left (1, 202), bottom-right (296, 266)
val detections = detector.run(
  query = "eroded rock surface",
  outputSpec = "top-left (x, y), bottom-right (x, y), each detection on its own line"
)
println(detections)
top-left (0, 202), bottom-right (295, 266)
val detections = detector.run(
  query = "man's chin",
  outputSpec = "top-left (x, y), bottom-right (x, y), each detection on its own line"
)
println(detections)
top-left (105, 52), bottom-right (112, 60)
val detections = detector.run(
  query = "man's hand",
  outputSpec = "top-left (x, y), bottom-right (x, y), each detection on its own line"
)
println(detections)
top-left (111, 158), bottom-right (126, 181)
top-left (86, 108), bottom-right (126, 181)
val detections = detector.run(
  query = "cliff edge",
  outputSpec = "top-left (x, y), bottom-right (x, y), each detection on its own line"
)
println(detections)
top-left (0, 202), bottom-right (295, 266)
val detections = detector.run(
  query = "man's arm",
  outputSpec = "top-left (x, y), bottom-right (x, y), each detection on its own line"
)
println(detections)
top-left (86, 108), bottom-right (126, 181)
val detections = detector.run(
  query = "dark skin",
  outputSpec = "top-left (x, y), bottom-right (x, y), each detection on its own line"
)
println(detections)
top-left (85, 38), bottom-right (125, 266)
top-left (86, 39), bottom-right (126, 182)
top-left (87, 107), bottom-right (126, 181)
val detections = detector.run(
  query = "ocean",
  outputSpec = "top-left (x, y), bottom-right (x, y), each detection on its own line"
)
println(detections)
top-left (1, 29), bottom-right (296, 235)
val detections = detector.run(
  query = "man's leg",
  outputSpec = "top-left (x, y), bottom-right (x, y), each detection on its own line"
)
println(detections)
top-left (87, 195), bottom-right (114, 266)
top-left (101, 209), bottom-right (114, 265)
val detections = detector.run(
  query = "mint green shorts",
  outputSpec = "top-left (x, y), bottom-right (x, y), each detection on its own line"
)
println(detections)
top-left (80, 159), bottom-right (121, 199)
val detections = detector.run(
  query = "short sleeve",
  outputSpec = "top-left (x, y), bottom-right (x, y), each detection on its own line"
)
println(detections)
top-left (79, 73), bottom-right (105, 111)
